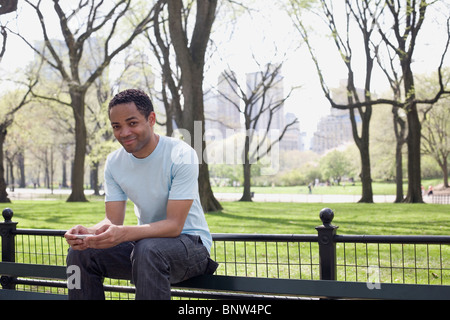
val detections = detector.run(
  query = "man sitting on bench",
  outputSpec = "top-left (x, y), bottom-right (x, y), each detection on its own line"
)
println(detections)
top-left (64, 89), bottom-right (217, 300)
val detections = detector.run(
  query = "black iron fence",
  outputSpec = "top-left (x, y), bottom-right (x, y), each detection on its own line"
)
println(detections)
top-left (1, 208), bottom-right (449, 299)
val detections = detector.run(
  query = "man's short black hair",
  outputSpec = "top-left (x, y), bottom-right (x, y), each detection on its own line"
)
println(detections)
top-left (108, 89), bottom-right (154, 119)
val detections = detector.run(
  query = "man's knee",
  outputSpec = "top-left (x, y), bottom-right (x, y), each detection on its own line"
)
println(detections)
top-left (66, 247), bottom-right (82, 265)
top-left (67, 247), bottom-right (92, 263)
top-left (132, 238), bottom-right (167, 266)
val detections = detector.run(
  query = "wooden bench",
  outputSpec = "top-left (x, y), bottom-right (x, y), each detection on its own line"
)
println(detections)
top-left (1, 261), bottom-right (450, 300)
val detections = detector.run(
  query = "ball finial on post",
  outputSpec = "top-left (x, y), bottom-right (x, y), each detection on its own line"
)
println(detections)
top-left (2, 208), bottom-right (13, 223)
top-left (319, 208), bottom-right (334, 226)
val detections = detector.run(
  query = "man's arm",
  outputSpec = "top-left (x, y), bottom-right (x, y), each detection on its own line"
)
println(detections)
top-left (104, 201), bottom-right (127, 225)
top-left (84, 199), bottom-right (192, 249)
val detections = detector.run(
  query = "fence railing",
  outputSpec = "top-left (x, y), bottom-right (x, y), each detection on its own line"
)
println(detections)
top-left (1, 207), bottom-right (449, 299)
top-left (432, 194), bottom-right (450, 204)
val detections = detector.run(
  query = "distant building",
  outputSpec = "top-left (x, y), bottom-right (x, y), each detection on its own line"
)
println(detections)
top-left (310, 80), bottom-right (362, 154)
top-left (204, 71), bottom-right (241, 140)
top-left (280, 112), bottom-right (304, 151)
top-left (311, 108), bottom-right (355, 153)
top-left (205, 67), bottom-right (304, 151)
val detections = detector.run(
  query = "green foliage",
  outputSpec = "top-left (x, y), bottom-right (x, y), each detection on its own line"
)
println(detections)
top-left (422, 155), bottom-right (444, 179)
top-left (279, 168), bottom-right (307, 186)
top-left (319, 149), bottom-right (355, 184)
top-left (209, 163), bottom-right (243, 186)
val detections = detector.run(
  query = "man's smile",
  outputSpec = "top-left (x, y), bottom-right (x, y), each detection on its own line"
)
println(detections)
top-left (122, 137), bottom-right (136, 146)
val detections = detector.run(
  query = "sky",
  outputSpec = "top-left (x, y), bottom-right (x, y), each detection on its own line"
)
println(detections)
top-left (1, 1), bottom-right (449, 147)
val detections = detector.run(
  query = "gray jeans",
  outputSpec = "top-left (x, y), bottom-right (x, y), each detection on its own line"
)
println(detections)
top-left (66, 234), bottom-right (218, 300)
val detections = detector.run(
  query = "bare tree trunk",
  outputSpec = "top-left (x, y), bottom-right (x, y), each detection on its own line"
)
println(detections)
top-left (61, 148), bottom-right (69, 188)
top-left (405, 105), bottom-right (423, 203)
top-left (355, 113), bottom-right (373, 203)
top-left (394, 136), bottom-right (405, 202)
top-left (403, 67), bottom-right (424, 203)
top-left (18, 151), bottom-right (25, 188)
top-left (0, 126), bottom-right (10, 202)
top-left (192, 73), bottom-right (222, 212)
top-left (90, 161), bottom-right (100, 196)
top-left (240, 136), bottom-right (252, 202)
top-left (166, 0), bottom-right (222, 212)
top-left (392, 106), bottom-right (406, 202)
top-left (442, 157), bottom-right (449, 188)
top-left (67, 88), bottom-right (88, 202)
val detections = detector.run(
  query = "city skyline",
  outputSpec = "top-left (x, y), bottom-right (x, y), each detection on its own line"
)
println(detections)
top-left (205, 68), bottom-right (307, 152)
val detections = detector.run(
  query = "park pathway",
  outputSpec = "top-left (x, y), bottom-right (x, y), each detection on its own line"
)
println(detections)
top-left (7, 188), bottom-right (434, 203)
top-left (214, 192), bottom-right (401, 203)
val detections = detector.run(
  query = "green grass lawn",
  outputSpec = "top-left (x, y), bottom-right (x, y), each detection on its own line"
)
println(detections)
top-left (4, 200), bottom-right (449, 236)
top-left (206, 202), bottom-right (450, 236)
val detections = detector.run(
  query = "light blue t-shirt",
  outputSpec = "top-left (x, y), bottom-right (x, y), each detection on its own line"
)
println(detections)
top-left (104, 135), bottom-right (212, 252)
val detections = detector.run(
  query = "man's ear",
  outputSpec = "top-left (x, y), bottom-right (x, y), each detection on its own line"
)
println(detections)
top-left (148, 111), bottom-right (156, 126)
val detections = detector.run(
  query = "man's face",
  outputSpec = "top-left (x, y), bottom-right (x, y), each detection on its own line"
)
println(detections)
top-left (109, 102), bottom-right (156, 158)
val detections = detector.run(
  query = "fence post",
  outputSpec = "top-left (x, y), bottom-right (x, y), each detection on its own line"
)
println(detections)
top-left (0, 208), bottom-right (17, 289)
top-left (316, 208), bottom-right (338, 281)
